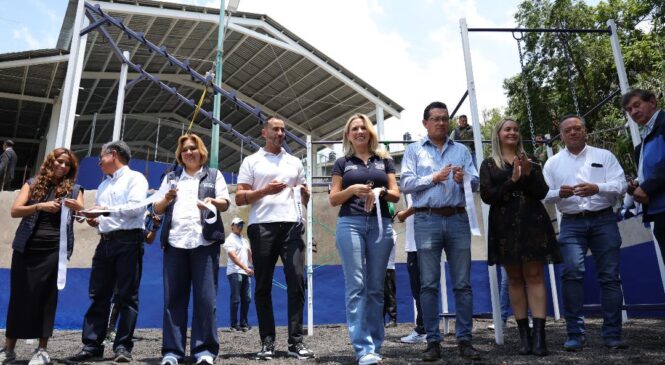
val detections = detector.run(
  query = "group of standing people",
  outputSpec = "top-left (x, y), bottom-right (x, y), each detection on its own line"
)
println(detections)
top-left (0, 88), bottom-right (662, 365)
top-left (329, 89), bottom-right (664, 364)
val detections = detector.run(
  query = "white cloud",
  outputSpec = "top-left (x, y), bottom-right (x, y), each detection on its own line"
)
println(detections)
top-left (154, 0), bottom-right (522, 143)
top-left (12, 26), bottom-right (43, 49)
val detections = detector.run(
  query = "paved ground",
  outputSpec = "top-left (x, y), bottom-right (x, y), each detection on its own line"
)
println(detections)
top-left (2, 318), bottom-right (665, 364)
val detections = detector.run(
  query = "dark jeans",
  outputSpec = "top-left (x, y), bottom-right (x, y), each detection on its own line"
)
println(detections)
top-left (383, 269), bottom-right (397, 322)
top-left (651, 213), bottom-right (665, 260)
top-left (82, 230), bottom-right (143, 353)
top-left (559, 211), bottom-right (623, 340)
top-left (247, 222), bottom-right (305, 345)
top-left (108, 246), bottom-right (145, 333)
top-left (162, 243), bottom-right (220, 359)
top-left (406, 252), bottom-right (425, 334)
top-left (228, 273), bottom-right (251, 328)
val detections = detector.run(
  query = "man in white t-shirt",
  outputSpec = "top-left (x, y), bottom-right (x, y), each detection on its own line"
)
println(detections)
top-left (235, 116), bottom-right (314, 360)
top-left (223, 217), bottom-right (253, 332)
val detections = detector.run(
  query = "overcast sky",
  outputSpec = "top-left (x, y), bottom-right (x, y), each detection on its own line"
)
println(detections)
top-left (0, 0), bottom-right (600, 146)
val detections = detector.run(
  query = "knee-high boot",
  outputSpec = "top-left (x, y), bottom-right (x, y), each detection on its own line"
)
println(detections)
top-left (532, 317), bottom-right (548, 356)
top-left (516, 318), bottom-right (532, 355)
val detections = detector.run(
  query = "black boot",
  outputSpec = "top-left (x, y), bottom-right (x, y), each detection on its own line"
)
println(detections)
top-left (532, 318), bottom-right (549, 356)
top-left (516, 318), bottom-right (532, 355)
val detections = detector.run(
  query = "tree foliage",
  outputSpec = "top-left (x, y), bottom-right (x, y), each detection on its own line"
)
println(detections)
top-left (504, 0), bottom-right (663, 176)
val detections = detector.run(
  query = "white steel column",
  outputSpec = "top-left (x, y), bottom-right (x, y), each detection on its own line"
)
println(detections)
top-left (460, 17), bottom-right (503, 345)
top-left (306, 135), bottom-right (314, 336)
top-left (376, 105), bottom-right (385, 141)
top-left (544, 136), bottom-right (562, 320)
top-left (45, 94), bottom-right (63, 155)
top-left (608, 20), bottom-right (640, 147)
top-left (113, 50), bottom-right (130, 141)
top-left (87, 112), bottom-right (98, 156)
top-left (55, 0), bottom-right (87, 149)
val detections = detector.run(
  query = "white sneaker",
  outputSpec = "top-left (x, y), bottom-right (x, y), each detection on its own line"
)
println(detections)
top-left (195, 354), bottom-right (214, 365)
top-left (358, 353), bottom-right (382, 365)
top-left (29, 348), bottom-right (51, 365)
top-left (400, 330), bottom-right (427, 343)
top-left (0, 348), bottom-right (17, 364)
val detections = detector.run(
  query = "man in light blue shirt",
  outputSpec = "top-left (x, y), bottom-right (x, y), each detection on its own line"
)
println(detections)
top-left (401, 101), bottom-right (479, 362)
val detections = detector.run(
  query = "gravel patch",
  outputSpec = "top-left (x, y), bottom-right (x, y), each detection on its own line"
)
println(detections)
top-left (2, 318), bottom-right (664, 364)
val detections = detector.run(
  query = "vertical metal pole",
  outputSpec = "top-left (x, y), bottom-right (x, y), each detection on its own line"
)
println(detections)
top-left (375, 105), bottom-right (385, 140)
top-left (306, 135), bottom-right (314, 336)
top-left (113, 50), bottom-right (130, 141)
top-left (155, 118), bottom-right (161, 161)
top-left (544, 134), bottom-right (561, 320)
top-left (121, 114), bottom-right (126, 140)
top-left (55, 0), bottom-right (87, 149)
top-left (240, 138), bottom-right (244, 165)
top-left (87, 112), bottom-right (97, 157)
top-left (609, 19), bottom-right (657, 314)
top-left (210, 0), bottom-right (226, 169)
top-left (608, 19), bottom-right (640, 147)
top-left (460, 17), bottom-right (503, 345)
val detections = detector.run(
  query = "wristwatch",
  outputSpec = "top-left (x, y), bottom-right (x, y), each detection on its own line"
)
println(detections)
top-left (379, 186), bottom-right (387, 198)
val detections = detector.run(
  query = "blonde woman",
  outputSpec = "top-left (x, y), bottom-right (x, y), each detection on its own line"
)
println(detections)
top-left (479, 119), bottom-right (560, 356)
top-left (329, 114), bottom-right (400, 365)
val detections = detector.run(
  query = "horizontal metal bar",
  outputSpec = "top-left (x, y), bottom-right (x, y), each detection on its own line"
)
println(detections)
top-left (311, 140), bottom-right (417, 145)
top-left (468, 27), bottom-right (610, 34)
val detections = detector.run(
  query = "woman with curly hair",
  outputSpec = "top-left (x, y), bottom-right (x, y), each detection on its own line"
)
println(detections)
top-left (0, 148), bottom-right (84, 365)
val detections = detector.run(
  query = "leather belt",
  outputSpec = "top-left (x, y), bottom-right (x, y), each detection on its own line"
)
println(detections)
top-left (562, 207), bottom-right (613, 219)
top-left (100, 229), bottom-right (143, 241)
top-left (414, 207), bottom-right (466, 217)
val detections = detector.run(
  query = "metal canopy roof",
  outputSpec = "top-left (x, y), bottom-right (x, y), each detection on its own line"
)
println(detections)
top-left (13, 0), bottom-right (401, 173)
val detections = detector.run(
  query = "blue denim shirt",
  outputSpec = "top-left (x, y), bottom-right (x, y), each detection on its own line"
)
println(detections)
top-left (400, 136), bottom-right (478, 208)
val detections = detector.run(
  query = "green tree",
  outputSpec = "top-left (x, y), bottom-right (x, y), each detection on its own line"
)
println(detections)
top-left (504, 0), bottom-right (663, 177)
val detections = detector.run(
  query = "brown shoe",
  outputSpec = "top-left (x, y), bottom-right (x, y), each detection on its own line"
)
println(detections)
top-left (422, 342), bottom-right (441, 362)
top-left (458, 341), bottom-right (481, 360)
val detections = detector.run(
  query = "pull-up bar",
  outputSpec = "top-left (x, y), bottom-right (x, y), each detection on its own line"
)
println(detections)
top-left (468, 27), bottom-right (611, 34)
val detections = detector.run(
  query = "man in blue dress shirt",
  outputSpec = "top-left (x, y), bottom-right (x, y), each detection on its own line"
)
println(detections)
top-left (401, 101), bottom-right (480, 362)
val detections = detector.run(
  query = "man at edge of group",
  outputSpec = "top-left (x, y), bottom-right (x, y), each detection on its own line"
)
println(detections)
top-left (543, 115), bottom-right (628, 352)
top-left (622, 89), bottom-right (665, 260)
top-left (235, 116), bottom-right (315, 361)
top-left (401, 101), bottom-right (481, 362)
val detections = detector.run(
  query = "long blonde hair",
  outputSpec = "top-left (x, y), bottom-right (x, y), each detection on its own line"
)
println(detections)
top-left (341, 113), bottom-right (390, 159)
top-left (490, 118), bottom-right (525, 169)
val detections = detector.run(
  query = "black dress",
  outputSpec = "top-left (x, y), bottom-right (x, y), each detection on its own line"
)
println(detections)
top-left (479, 158), bottom-right (561, 266)
top-left (6, 189), bottom-right (61, 339)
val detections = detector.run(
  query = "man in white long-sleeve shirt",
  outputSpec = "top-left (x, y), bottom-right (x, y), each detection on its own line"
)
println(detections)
top-left (543, 115), bottom-right (627, 352)
top-left (66, 141), bottom-right (149, 364)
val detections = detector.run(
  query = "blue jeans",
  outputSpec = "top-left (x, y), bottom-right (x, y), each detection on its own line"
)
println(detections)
top-left (336, 216), bottom-right (394, 358)
top-left (228, 273), bottom-right (251, 328)
top-left (559, 211), bottom-right (623, 340)
top-left (498, 266), bottom-right (510, 322)
top-left (415, 212), bottom-right (473, 342)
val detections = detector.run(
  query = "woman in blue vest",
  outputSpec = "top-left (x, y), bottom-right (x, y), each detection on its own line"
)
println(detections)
top-left (0, 148), bottom-right (83, 365)
top-left (153, 134), bottom-right (230, 365)
top-left (329, 114), bottom-right (400, 365)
